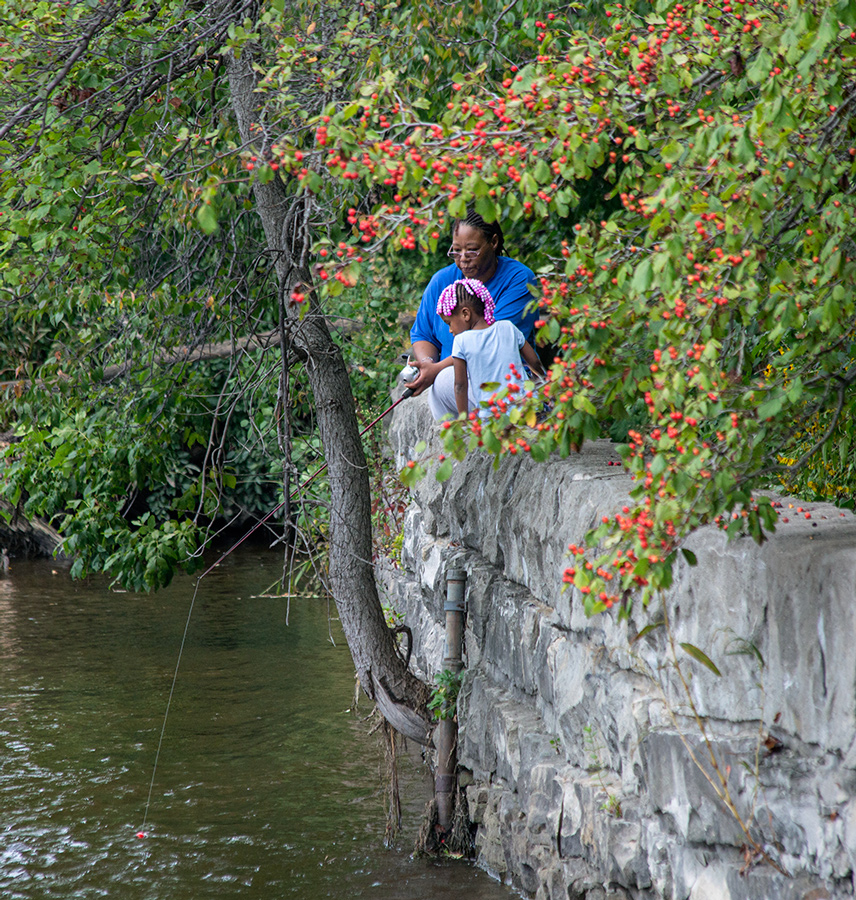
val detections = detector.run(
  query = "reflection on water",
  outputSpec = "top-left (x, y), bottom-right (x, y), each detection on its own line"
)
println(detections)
top-left (0, 576), bottom-right (19, 658)
top-left (0, 552), bottom-right (517, 900)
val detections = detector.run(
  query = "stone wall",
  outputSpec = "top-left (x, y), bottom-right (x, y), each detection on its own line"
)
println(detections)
top-left (377, 394), bottom-right (856, 900)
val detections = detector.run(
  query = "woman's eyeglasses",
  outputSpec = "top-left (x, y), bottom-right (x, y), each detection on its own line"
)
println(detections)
top-left (447, 248), bottom-right (481, 260)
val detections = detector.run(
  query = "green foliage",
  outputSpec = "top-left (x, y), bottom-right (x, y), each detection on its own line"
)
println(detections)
top-left (0, 0), bottom-right (326, 585)
top-left (2, 400), bottom-right (205, 590)
top-left (679, 642), bottom-right (722, 678)
top-left (427, 669), bottom-right (463, 721)
top-left (3, 0), bottom-right (856, 605)
top-left (776, 404), bottom-right (856, 509)
top-left (274, 0), bottom-right (856, 615)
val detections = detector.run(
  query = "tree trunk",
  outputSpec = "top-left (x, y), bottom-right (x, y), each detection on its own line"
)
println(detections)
top-left (226, 50), bottom-right (431, 744)
top-left (0, 499), bottom-right (69, 560)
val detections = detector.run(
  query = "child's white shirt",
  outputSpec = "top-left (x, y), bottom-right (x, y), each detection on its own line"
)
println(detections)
top-left (451, 320), bottom-right (526, 417)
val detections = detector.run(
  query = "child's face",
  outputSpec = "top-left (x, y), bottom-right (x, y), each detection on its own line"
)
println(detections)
top-left (442, 309), bottom-right (469, 336)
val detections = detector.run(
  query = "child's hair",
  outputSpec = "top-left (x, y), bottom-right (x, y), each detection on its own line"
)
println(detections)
top-left (436, 278), bottom-right (496, 325)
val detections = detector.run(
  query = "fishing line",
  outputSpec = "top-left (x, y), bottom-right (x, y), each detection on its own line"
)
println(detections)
top-left (140, 576), bottom-right (200, 837)
top-left (138, 387), bottom-right (413, 837)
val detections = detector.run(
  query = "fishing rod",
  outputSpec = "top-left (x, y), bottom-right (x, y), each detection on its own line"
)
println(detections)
top-left (139, 375), bottom-right (416, 839)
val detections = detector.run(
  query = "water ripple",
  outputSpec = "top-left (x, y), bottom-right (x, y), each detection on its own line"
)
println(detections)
top-left (1, 555), bottom-right (517, 900)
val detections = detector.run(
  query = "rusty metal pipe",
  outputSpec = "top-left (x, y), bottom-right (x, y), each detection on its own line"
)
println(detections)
top-left (435, 567), bottom-right (466, 833)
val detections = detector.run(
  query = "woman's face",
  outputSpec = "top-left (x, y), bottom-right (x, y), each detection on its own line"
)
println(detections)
top-left (451, 223), bottom-right (499, 282)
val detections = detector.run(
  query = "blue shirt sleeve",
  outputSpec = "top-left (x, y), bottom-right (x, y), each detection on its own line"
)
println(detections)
top-left (410, 263), bottom-right (460, 358)
top-left (488, 258), bottom-right (538, 345)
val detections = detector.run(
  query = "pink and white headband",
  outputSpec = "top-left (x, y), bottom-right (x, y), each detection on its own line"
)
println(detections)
top-left (436, 278), bottom-right (496, 325)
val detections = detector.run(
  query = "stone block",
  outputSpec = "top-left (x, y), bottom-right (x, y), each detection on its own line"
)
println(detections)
top-left (534, 864), bottom-right (567, 900)
top-left (466, 784), bottom-right (489, 824)
top-left (524, 763), bottom-right (562, 845)
top-left (605, 816), bottom-right (652, 890)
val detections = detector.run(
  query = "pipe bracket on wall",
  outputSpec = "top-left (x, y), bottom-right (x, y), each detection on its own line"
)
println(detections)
top-left (444, 568), bottom-right (467, 613)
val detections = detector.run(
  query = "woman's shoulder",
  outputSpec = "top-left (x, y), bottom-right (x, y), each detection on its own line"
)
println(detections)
top-left (495, 255), bottom-right (535, 282)
top-left (489, 257), bottom-right (535, 298)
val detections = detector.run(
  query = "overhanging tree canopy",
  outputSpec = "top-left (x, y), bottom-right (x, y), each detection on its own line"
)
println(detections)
top-left (272, 0), bottom-right (855, 612)
top-left (1, 0), bottom-right (855, 710)
top-left (1, 0), bottom-right (442, 737)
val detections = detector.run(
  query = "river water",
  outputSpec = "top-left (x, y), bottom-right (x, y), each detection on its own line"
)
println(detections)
top-left (0, 549), bottom-right (517, 900)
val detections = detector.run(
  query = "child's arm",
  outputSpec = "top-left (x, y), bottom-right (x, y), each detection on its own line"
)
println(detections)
top-left (453, 357), bottom-right (470, 415)
top-left (521, 341), bottom-right (546, 378)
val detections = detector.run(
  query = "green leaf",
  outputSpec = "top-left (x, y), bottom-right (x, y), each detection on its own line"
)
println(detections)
top-left (197, 203), bottom-right (219, 234)
top-left (528, 441), bottom-right (550, 462)
top-left (681, 548), bottom-right (697, 566)
top-left (837, 0), bottom-right (856, 25)
top-left (661, 141), bottom-right (682, 164)
top-left (448, 195), bottom-right (467, 218)
top-left (734, 130), bottom-right (754, 164)
top-left (631, 258), bottom-right (653, 294)
top-left (572, 394), bottom-right (597, 416)
top-left (679, 642), bottom-right (722, 676)
top-left (435, 459), bottom-right (453, 482)
top-left (533, 159), bottom-right (551, 183)
top-left (747, 49), bottom-right (771, 84)
top-left (757, 394), bottom-right (784, 419)
top-left (482, 429), bottom-right (501, 453)
top-left (776, 259), bottom-right (794, 283)
top-left (660, 73), bottom-right (679, 96)
top-left (520, 170), bottom-right (537, 195)
top-left (786, 379), bottom-right (803, 404)
top-left (812, 11), bottom-right (838, 54)
top-left (726, 638), bottom-right (765, 669)
top-left (51, 443), bottom-right (73, 466)
top-left (839, 431), bottom-right (852, 466)
top-left (475, 195), bottom-right (497, 222)
top-left (630, 621), bottom-right (665, 645)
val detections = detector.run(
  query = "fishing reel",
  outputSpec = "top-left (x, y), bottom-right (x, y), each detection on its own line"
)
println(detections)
top-left (399, 357), bottom-right (418, 398)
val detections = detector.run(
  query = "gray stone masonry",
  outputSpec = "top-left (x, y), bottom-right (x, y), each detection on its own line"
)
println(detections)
top-left (377, 392), bottom-right (856, 900)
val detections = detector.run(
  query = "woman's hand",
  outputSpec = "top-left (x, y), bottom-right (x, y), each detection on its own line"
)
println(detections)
top-left (407, 358), bottom-right (444, 396)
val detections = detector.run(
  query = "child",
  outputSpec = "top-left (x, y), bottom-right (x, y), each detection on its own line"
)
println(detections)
top-left (435, 278), bottom-right (545, 419)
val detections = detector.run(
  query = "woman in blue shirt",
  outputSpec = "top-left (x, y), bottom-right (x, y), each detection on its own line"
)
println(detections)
top-left (408, 211), bottom-right (537, 419)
